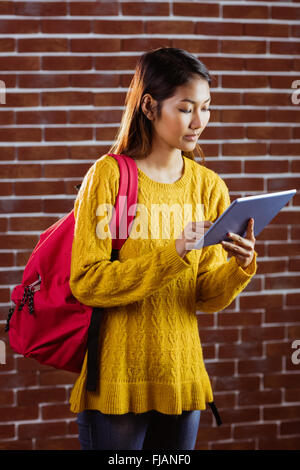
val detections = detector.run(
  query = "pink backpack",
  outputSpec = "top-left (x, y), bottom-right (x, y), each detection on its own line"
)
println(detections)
top-left (5, 154), bottom-right (138, 391)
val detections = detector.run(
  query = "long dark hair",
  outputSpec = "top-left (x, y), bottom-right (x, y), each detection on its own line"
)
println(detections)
top-left (108, 47), bottom-right (212, 164)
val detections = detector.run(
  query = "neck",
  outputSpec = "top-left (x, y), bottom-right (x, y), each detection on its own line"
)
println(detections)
top-left (140, 150), bottom-right (183, 171)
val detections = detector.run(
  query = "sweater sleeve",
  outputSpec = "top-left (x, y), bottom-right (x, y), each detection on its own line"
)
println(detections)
top-left (196, 174), bottom-right (258, 313)
top-left (69, 155), bottom-right (192, 308)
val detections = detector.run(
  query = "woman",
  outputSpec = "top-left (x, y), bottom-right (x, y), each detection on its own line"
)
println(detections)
top-left (69, 47), bottom-right (257, 450)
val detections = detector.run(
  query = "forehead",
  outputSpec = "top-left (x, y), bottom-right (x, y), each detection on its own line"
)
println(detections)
top-left (169, 77), bottom-right (210, 103)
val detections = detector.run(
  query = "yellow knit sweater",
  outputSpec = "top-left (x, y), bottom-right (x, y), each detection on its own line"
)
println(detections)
top-left (69, 154), bottom-right (257, 415)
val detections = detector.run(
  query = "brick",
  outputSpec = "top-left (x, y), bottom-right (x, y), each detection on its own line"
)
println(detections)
top-left (272, 6), bottom-right (300, 20)
top-left (94, 55), bottom-right (137, 70)
top-left (146, 21), bottom-right (193, 35)
top-left (238, 357), bottom-right (282, 374)
top-left (41, 20), bottom-right (91, 34)
top-left (239, 389), bottom-right (282, 406)
top-left (0, 183), bottom-right (13, 196)
top-left (200, 327), bottom-right (239, 344)
top-left (18, 38), bottom-right (68, 53)
top-left (218, 311), bottom-right (262, 327)
top-left (241, 326), bottom-right (285, 342)
top-left (0, 1), bottom-right (14, 14)
top-left (0, 199), bottom-right (42, 214)
top-left (94, 20), bottom-right (143, 35)
top-left (17, 388), bottom-right (66, 406)
top-left (206, 361), bottom-right (235, 377)
top-left (0, 405), bottom-right (38, 421)
top-left (222, 40), bottom-right (266, 54)
top-left (43, 162), bottom-right (91, 178)
top-left (39, 370), bottom-right (78, 386)
top-left (265, 275), bottom-right (300, 290)
top-left (35, 437), bottom-right (80, 450)
top-left (286, 293), bottom-right (300, 307)
top-left (0, 20), bottom-right (39, 34)
top-left (15, 181), bottom-right (65, 196)
top-left (16, 110), bottom-right (67, 125)
top-left (214, 376), bottom-right (260, 392)
top-left (219, 342), bottom-right (263, 359)
top-left (280, 421), bottom-right (300, 436)
top-left (42, 91), bottom-right (92, 106)
top-left (270, 143), bottom-right (300, 156)
top-left (234, 423), bottom-right (277, 440)
top-left (70, 110), bottom-right (122, 124)
top-left (0, 57), bottom-right (40, 71)
top-left (41, 404), bottom-right (74, 421)
top-left (205, 159), bottom-right (242, 175)
top-left (70, 2), bottom-right (118, 16)
top-left (222, 109), bottom-right (267, 123)
top-left (223, 143), bottom-right (267, 157)
top-left (271, 41), bottom-right (300, 55)
top-left (42, 56), bottom-right (92, 71)
top-left (196, 22), bottom-right (243, 36)
top-left (18, 421), bottom-right (68, 440)
top-left (43, 198), bottom-right (75, 213)
top-left (224, 177), bottom-right (264, 191)
top-left (217, 407), bottom-right (260, 424)
top-left (44, 127), bottom-right (93, 142)
top-left (266, 340), bottom-right (294, 358)
top-left (264, 374), bottom-right (300, 390)
top-left (212, 441), bottom-right (255, 450)
top-left (0, 38), bottom-right (15, 52)
top-left (94, 92), bottom-right (126, 107)
top-left (0, 425), bottom-right (15, 439)
top-left (265, 308), bottom-right (299, 324)
top-left (0, 234), bottom-right (38, 250)
top-left (244, 23), bottom-right (289, 37)
top-left (0, 163), bottom-right (41, 178)
top-left (70, 73), bottom-right (119, 88)
top-left (70, 38), bottom-right (120, 53)
top-left (196, 425), bottom-right (231, 443)
top-left (240, 294), bottom-right (283, 310)
top-left (245, 159), bottom-right (289, 174)
top-left (170, 38), bottom-right (219, 53)
top-left (223, 5), bottom-right (268, 19)
top-left (19, 74), bottom-right (69, 89)
top-left (10, 216), bottom-right (59, 231)
top-left (0, 111), bottom-right (14, 125)
top-left (0, 147), bottom-right (15, 160)
top-left (15, 2), bottom-right (67, 16)
top-left (18, 146), bottom-right (68, 160)
top-left (0, 440), bottom-right (32, 450)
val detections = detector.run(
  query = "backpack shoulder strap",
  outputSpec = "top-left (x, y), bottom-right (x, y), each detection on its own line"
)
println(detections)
top-left (107, 153), bottom-right (138, 250)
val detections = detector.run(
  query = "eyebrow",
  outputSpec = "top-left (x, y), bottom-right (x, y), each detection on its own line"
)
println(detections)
top-left (180, 97), bottom-right (211, 104)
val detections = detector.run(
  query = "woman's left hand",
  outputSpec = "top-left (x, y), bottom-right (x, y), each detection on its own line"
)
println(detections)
top-left (221, 218), bottom-right (256, 269)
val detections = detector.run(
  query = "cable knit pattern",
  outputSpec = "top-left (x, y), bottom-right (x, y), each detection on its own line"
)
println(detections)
top-left (69, 154), bottom-right (258, 415)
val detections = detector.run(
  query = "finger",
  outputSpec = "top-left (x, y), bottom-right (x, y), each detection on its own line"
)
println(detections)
top-left (247, 217), bottom-right (255, 241)
top-left (227, 232), bottom-right (253, 250)
top-left (221, 241), bottom-right (251, 257)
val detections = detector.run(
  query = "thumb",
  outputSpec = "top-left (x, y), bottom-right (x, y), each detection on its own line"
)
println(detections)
top-left (247, 218), bottom-right (255, 240)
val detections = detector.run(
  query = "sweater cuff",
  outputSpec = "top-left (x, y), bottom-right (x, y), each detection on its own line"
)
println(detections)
top-left (164, 239), bottom-right (192, 271)
top-left (228, 250), bottom-right (258, 282)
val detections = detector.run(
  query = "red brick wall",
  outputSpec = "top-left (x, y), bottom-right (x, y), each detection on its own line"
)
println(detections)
top-left (0, 0), bottom-right (300, 451)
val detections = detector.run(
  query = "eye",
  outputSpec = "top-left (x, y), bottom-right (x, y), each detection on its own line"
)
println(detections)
top-left (179, 108), bottom-right (211, 114)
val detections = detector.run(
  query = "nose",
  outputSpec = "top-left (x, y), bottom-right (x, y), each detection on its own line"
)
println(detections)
top-left (190, 111), bottom-right (204, 131)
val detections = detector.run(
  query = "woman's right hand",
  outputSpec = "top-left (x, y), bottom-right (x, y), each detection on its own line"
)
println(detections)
top-left (175, 221), bottom-right (213, 258)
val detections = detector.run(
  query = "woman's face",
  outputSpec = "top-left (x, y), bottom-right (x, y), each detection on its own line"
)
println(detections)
top-left (143, 76), bottom-right (211, 153)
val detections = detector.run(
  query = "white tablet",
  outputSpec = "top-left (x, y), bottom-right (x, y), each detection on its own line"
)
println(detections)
top-left (194, 189), bottom-right (297, 249)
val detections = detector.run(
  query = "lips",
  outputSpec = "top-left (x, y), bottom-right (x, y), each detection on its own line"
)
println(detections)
top-left (183, 134), bottom-right (199, 140)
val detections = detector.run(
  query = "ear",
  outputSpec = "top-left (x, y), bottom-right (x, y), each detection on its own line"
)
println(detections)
top-left (141, 94), bottom-right (157, 121)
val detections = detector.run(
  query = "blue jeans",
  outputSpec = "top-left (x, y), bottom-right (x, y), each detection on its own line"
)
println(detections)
top-left (77, 409), bottom-right (201, 450)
